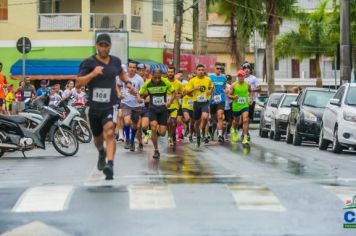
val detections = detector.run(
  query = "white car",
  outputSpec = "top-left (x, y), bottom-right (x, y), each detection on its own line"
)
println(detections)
top-left (259, 93), bottom-right (284, 138)
top-left (319, 83), bottom-right (356, 153)
top-left (270, 93), bottom-right (298, 141)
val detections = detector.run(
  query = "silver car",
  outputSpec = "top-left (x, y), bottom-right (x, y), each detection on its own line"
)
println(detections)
top-left (259, 93), bottom-right (284, 138)
top-left (269, 93), bottom-right (298, 141)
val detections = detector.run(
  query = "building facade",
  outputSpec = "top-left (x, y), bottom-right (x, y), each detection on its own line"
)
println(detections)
top-left (0, 0), bottom-right (193, 83)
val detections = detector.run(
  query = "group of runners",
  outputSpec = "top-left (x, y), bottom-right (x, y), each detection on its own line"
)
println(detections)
top-left (77, 34), bottom-right (260, 180)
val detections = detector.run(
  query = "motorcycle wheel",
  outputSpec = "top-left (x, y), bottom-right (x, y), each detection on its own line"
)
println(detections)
top-left (52, 128), bottom-right (79, 156)
top-left (72, 120), bottom-right (92, 143)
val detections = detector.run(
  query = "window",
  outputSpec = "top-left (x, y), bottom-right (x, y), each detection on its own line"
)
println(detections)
top-left (0, 0), bottom-right (8, 21)
top-left (333, 86), bottom-right (345, 100)
top-left (152, 0), bottom-right (163, 25)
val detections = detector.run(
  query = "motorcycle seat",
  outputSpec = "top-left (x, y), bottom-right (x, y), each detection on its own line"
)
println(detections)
top-left (0, 114), bottom-right (28, 124)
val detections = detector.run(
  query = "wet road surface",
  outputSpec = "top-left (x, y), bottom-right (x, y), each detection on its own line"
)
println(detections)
top-left (1, 129), bottom-right (356, 235)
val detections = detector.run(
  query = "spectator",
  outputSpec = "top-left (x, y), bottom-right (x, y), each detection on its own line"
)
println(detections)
top-left (15, 82), bottom-right (23, 102)
top-left (49, 87), bottom-right (62, 106)
top-left (22, 77), bottom-right (36, 101)
top-left (36, 80), bottom-right (50, 96)
top-left (5, 85), bottom-right (14, 114)
top-left (74, 86), bottom-right (87, 105)
top-left (54, 83), bottom-right (64, 97)
top-left (62, 80), bottom-right (75, 99)
top-left (0, 62), bottom-right (8, 114)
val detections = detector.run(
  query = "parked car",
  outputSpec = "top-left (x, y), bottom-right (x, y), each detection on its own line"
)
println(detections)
top-left (269, 93), bottom-right (298, 141)
top-left (319, 83), bottom-right (356, 153)
top-left (253, 96), bottom-right (269, 122)
top-left (286, 87), bottom-right (336, 146)
top-left (259, 93), bottom-right (284, 138)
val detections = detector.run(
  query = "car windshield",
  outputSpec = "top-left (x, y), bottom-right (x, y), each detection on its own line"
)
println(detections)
top-left (303, 90), bottom-right (335, 108)
top-left (345, 87), bottom-right (356, 106)
top-left (257, 96), bottom-right (268, 104)
top-left (267, 94), bottom-right (282, 107)
top-left (281, 95), bottom-right (297, 107)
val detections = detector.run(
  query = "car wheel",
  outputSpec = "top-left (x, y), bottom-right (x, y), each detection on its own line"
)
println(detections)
top-left (269, 130), bottom-right (274, 139)
top-left (318, 125), bottom-right (329, 150)
top-left (273, 121), bottom-right (281, 141)
top-left (292, 124), bottom-right (302, 146)
top-left (259, 121), bottom-right (268, 138)
top-left (286, 124), bottom-right (293, 144)
top-left (332, 126), bottom-right (343, 154)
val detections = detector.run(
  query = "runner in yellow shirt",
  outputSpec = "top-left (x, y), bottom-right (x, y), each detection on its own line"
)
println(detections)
top-left (182, 73), bottom-right (195, 142)
top-left (185, 64), bottom-right (214, 147)
top-left (166, 66), bottom-right (183, 148)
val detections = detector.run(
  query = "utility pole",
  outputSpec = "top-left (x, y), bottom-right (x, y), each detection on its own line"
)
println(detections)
top-left (173, 0), bottom-right (184, 71)
top-left (197, 0), bottom-right (207, 55)
top-left (340, 0), bottom-right (351, 84)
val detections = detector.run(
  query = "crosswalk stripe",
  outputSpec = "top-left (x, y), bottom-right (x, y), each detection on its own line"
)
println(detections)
top-left (228, 184), bottom-right (286, 212)
top-left (1, 221), bottom-right (69, 236)
top-left (12, 186), bottom-right (74, 213)
top-left (128, 184), bottom-right (176, 210)
top-left (323, 185), bottom-right (356, 204)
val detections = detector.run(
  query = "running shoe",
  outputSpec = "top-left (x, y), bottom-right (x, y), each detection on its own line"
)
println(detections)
top-left (130, 142), bottom-right (135, 152)
top-left (153, 150), bottom-right (160, 159)
top-left (218, 135), bottom-right (224, 143)
top-left (103, 164), bottom-right (114, 180)
top-left (138, 143), bottom-right (144, 151)
top-left (143, 130), bottom-right (151, 144)
top-left (124, 140), bottom-right (130, 149)
top-left (242, 136), bottom-right (249, 144)
top-left (196, 136), bottom-right (201, 148)
top-left (230, 127), bottom-right (238, 142)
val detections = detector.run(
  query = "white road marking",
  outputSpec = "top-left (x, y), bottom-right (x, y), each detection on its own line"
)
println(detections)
top-left (128, 184), bottom-right (176, 210)
top-left (228, 184), bottom-right (286, 211)
top-left (12, 186), bottom-right (74, 213)
top-left (1, 221), bottom-right (68, 236)
top-left (323, 185), bottom-right (356, 204)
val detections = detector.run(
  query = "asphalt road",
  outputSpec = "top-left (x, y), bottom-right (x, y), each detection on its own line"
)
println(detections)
top-left (1, 127), bottom-right (356, 236)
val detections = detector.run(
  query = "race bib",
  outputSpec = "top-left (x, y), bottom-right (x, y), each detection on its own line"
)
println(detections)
top-left (153, 96), bottom-right (165, 106)
top-left (214, 95), bottom-right (222, 103)
top-left (23, 91), bottom-right (32, 98)
top-left (187, 100), bottom-right (194, 106)
top-left (93, 88), bottom-right (111, 103)
top-left (237, 97), bottom-right (246, 104)
top-left (197, 94), bottom-right (207, 102)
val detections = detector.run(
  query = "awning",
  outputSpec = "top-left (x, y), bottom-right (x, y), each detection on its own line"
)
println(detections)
top-left (10, 59), bottom-right (82, 80)
top-left (129, 59), bottom-right (168, 73)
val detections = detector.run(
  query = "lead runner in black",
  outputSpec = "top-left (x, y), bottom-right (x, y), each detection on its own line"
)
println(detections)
top-left (77, 34), bottom-right (127, 180)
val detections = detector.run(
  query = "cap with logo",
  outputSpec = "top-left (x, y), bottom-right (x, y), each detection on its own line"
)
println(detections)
top-left (237, 70), bottom-right (246, 78)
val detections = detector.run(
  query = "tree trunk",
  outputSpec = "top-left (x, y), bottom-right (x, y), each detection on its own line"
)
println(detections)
top-left (198, 0), bottom-right (208, 55)
top-left (266, 0), bottom-right (277, 94)
top-left (230, 13), bottom-right (243, 69)
top-left (263, 51), bottom-right (267, 82)
top-left (193, 3), bottom-right (199, 54)
top-left (315, 54), bottom-right (323, 87)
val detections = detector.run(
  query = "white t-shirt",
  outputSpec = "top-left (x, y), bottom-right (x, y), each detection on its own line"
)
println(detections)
top-left (245, 74), bottom-right (259, 101)
top-left (119, 73), bottom-right (144, 108)
top-left (225, 83), bottom-right (232, 110)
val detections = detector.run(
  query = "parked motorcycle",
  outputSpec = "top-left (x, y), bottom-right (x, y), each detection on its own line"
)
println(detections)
top-left (0, 97), bottom-right (79, 158)
top-left (19, 96), bottom-right (92, 143)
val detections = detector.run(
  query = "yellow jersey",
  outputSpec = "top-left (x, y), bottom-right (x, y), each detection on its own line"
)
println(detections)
top-left (167, 79), bottom-right (183, 110)
top-left (182, 82), bottom-right (194, 110)
top-left (185, 76), bottom-right (213, 102)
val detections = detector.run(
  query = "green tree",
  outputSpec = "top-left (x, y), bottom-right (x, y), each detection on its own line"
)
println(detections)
top-left (275, 0), bottom-right (335, 87)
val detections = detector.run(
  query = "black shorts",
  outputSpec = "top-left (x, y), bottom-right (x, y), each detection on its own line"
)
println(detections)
top-left (149, 109), bottom-right (168, 126)
top-left (88, 108), bottom-right (115, 137)
top-left (177, 106), bottom-right (183, 116)
top-left (210, 102), bottom-right (225, 114)
top-left (141, 106), bottom-right (149, 118)
top-left (224, 109), bottom-right (232, 123)
top-left (193, 102), bottom-right (209, 120)
top-left (0, 99), bottom-right (3, 107)
top-left (121, 103), bottom-right (143, 124)
top-left (249, 101), bottom-right (256, 120)
top-left (182, 108), bottom-right (194, 120)
top-left (232, 107), bottom-right (249, 118)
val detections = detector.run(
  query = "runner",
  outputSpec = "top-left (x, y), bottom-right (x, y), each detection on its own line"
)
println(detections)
top-left (181, 73), bottom-right (195, 142)
top-left (166, 67), bottom-right (183, 148)
top-left (137, 63), bottom-right (151, 146)
top-left (223, 75), bottom-right (233, 141)
top-left (119, 62), bottom-right (145, 152)
top-left (227, 70), bottom-right (253, 145)
top-left (242, 62), bottom-right (261, 122)
top-left (208, 63), bottom-right (227, 143)
top-left (77, 33), bottom-right (126, 180)
top-left (0, 62), bottom-right (8, 114)
top-left (139, 68), bottom-right (174, 159)
top-left (185, 64), bottom-right (214, 147)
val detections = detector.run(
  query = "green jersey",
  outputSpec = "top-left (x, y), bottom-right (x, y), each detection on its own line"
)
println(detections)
top-left (139, 77), bottom-right (174, 111)
top-left (231, 82), bottom-right (249, 112)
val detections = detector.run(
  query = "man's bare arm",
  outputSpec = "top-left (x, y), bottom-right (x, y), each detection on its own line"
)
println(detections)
top-left (76, 66), bottom-right (103, 87)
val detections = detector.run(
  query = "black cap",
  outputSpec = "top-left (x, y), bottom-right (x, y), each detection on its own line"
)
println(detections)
top-left (96, 33), bottom-right (111, 45)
